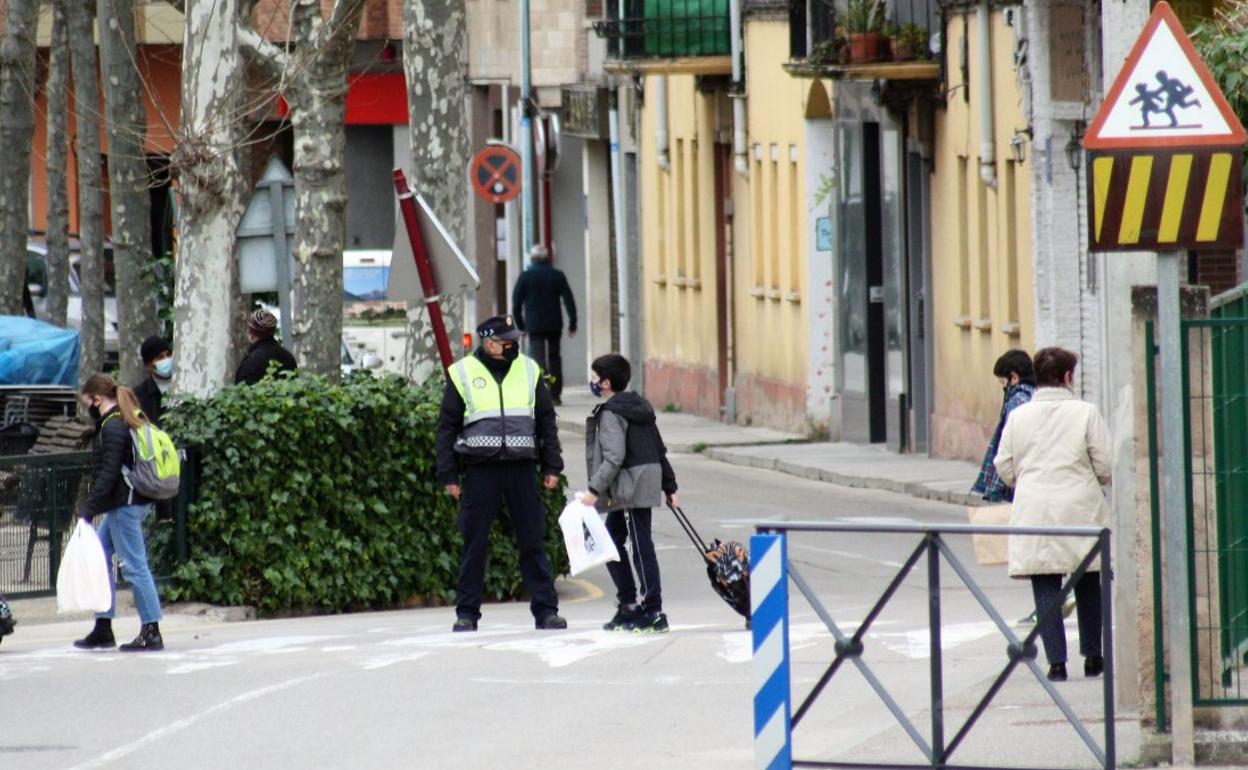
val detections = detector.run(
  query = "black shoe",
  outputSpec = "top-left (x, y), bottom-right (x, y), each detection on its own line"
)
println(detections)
top-left (1085, 655), bottom-right (1104, 678)
top-left (73, 619), bottom-right (116, 650)
top-left (452, 617), bottom-right (478, 633)
top-left (1047, 663), bottom-right (1068, 682)
top-left (603, 605), bottom-right (641, 632)
top-left (119, 623), bottom-right (164, 652)
top-left (535, 613), bottom-right (567, 630)
top-left (631, 611), bottom-right (669, 634)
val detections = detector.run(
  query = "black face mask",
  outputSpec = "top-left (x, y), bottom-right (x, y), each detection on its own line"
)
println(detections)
top-left (501, 344), bottom-right (519, 362)
top-left (88, 402), bottom-right (101, 421)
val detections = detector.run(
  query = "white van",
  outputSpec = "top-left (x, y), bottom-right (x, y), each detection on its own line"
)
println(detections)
top-left (343, 250), bottom-right (391, 302)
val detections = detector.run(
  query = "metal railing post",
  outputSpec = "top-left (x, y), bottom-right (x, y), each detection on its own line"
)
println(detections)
top-left (751, 532), bottom-right (792, 770)
top-left (1101, 530), bottom-right (1117, 770)
top-left (928, 532), bottom-right (945, 768)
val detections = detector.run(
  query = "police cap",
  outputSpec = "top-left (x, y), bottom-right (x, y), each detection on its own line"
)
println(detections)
top-left (477, 315), bottom-right (523, 341)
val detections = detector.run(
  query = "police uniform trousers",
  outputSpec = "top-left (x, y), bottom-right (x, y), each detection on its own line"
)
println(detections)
top-left (456, 461), bottom-right (559, 621)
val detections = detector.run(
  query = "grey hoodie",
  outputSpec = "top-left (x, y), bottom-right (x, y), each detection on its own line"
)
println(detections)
top-left (585, 392), bottom-right (677, 512)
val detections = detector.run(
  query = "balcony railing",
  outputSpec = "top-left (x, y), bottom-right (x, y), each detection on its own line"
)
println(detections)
top-left (595, 0), bottom-right (731, 59)
top-left (789, 0), bottom-right (938, 68)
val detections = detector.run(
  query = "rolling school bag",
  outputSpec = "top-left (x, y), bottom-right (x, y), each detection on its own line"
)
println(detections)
top-left (668, 505), bottom-right (751, 621)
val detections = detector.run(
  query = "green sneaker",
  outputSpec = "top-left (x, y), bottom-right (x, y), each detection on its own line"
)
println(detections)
top-left (631, 612), bottom-right (669, 634)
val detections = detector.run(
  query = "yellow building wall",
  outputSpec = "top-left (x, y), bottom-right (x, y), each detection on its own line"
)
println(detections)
top-left (730, 19), bottom-right (810, 430)
top-left (639, 75), bottom-right (724, 416)
top-left (930, 9), bottom-right (1036, 460)
top-left (638, 19), bottom-right (812, 431)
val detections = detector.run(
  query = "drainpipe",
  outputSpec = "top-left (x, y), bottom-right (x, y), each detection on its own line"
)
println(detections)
top-left (610, 92), bottom-right (631, 359)
top-left (656, 76), bottom-right (670, 172)
top-left (729, 0), bottom-right (748, 177)
top-left (976, 0), bottom-right (997, 188)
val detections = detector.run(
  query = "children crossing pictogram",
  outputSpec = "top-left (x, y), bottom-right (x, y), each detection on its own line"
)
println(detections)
top-left (1129, 71), bottom-right (1202, 130)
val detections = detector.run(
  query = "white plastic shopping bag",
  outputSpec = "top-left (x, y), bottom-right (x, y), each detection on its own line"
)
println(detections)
top-left (56, 519), bottom-right (112, 613)
top-left (559, 498), bottom-right (620, 576)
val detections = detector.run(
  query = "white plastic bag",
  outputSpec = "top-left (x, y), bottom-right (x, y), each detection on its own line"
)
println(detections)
top-left (559, 498), bottom-right (620, 576)
top-left (56, 519), bottom-right (112, 613)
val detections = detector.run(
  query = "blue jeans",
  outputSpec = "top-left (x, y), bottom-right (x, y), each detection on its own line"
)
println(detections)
top-left (94, 504), bottom-right (163, 624)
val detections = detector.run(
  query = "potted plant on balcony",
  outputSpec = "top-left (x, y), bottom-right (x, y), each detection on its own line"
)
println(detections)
top-left (843, 0), bottom-right (884, 63)
top-left (893, 23), bottom-right (929, 61)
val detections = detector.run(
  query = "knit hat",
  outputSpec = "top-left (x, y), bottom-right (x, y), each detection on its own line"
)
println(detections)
top-left (248, 308), bottom-right (278, 337)
top-left (140, 335), bottom-right (171, 365)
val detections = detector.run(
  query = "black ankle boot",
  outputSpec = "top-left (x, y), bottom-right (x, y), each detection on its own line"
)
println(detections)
top-left (1085, 655), bottom-right (1104, 678)
top-left (74, 619), bottom-right (116, 650)
top-left (120, 622), bottom-right (164, 652)
top-left (1046, 662), bottom-right (1068, 682)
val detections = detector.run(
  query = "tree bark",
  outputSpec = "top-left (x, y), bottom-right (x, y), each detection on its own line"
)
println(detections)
top-left (173, 0), bottom-right (247, 397)
top-left (286, 0), bottom-right (366, 380)
top-left (402, 0), bottom-right (469, 382)
top-left (0, 0), bottom-right (41, 316)
top-left (44, 0), bottom-right (71, 327)
top-left (98, 0), bottom-right (159, 386)
top-left (67, 0), bottom-right (106, 384)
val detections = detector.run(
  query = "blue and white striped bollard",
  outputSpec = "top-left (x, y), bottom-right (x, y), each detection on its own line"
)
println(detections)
top-left (751, 533), bottom-right (792, 770)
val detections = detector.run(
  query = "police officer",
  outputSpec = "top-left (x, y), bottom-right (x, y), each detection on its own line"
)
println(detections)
top-left (435, 315), bottom-right (567, 632)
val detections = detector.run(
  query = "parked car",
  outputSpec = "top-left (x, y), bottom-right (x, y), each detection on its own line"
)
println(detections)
top-left (24, 238), bottom-right (119, 366)
top-left (341, 336), bottom-right (383, 376)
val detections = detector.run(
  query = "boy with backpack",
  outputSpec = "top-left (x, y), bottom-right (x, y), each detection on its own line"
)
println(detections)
top-left (580, 354), bottom-right (678, 633)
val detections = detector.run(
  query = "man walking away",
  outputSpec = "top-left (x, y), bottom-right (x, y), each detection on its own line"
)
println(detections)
top-left (511, 244), bottom-right (577, 404)
top-left (235, 309), bottom-right (298, 385)
top-left (435, 314), bottom-right (567, 632)
top-left (134, 336), bottom-right (173, 427)
top-left (581, 354), bottom-right (678, 634)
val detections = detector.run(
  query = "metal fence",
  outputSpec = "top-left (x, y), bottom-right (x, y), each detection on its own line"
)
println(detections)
top-left (0, 449), bottom-right (196, 600)
top-left (1147, 314), bottom-right (1248, 715)
top-left (751, 521), bottom-right (1115, 770)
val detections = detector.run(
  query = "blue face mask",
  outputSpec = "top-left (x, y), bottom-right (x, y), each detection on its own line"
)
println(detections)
top-left (154, 358), bottom-right (174, 379)
top-left (589, 379), bottom-right (603, 398)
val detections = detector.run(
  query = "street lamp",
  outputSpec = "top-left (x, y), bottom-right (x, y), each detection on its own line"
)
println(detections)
top-left (1065, 121), bottom-right (1085, 171)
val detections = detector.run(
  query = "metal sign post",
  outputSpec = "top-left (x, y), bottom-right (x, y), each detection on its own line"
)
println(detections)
top-left (1082, 4), bottom-right (1247, 762)
top-left (268, 181), bottom-right (293, 341)
top-left (392, 169), bottom-right (453, 370)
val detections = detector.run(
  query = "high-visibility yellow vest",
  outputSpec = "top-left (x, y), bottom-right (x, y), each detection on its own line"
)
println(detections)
top-left (449, 353), bottom-right (541, 460)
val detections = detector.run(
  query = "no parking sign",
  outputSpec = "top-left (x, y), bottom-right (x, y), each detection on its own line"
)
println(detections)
top-left (469, 143), bottom-right (523, 204)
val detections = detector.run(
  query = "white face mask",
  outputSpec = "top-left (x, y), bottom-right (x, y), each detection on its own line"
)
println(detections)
top-left (154, 358), bottom-right (174, 379)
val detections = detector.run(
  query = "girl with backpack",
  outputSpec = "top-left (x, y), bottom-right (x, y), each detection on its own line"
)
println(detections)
top-left (73, 373), bottom-right (164, 652)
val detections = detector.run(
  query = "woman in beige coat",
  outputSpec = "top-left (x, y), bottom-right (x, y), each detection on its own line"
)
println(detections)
top-left (994, 347), bottom-right (1112, 682)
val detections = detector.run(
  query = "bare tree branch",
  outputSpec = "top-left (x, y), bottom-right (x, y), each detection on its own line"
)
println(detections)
top-left (237, 23), bottom-right (290, 79)
top-left (325, 0), bottom-right (366, 47)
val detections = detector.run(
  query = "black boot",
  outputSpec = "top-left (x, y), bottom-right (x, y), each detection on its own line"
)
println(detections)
top-left (1084, 655), bottom-right (1104, 678)
top-left (73, 619), bottom-right (116, 650)
top-left (119, 622), bottom-right (164, 652)
top-left (1046, 662), bottom-right (1068, 682)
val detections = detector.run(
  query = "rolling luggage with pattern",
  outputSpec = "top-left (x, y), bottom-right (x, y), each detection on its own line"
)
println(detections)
top-left (668, 505), bottom-right (751, 622)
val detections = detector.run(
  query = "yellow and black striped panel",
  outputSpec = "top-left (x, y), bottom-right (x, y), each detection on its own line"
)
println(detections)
top-left (1088, 149), bottom-right (1244, 252)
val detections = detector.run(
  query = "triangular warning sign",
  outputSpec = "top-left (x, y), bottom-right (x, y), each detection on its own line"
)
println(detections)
top-left (1085, 1), bottom-right (1247, 150)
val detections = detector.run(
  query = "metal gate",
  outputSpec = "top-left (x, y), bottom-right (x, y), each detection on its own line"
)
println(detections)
top-left (1146, 307), bottom-right (1248, 719)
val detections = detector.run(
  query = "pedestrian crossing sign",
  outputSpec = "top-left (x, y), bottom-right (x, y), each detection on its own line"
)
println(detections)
top-left (1084, 1), bottom-right (1246, 150)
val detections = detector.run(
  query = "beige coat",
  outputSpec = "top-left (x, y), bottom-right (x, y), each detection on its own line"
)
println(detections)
top-left (993, 387), bottom-right (1112, 578)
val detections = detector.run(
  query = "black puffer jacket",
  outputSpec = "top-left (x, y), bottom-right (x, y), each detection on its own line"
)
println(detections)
top-left (80, 409), bottom-right (146, 520)
top-left (511, 262), bottom-right (577, 334)
top-left (235, 338), bottom-right (298, 385)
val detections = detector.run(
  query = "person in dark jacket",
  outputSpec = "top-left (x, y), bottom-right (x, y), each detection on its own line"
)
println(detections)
top-left (133, 335), bottom-right (173, 427)
top-left (234, 308), bottom-right (298, 385)
top-left (511, 245), bottom-right (577, 404)
top-left (73, 373), bottom-right (164, 653)
top-left (435, 314), bottom-right (567, 632)
top-left (581, 354), bottom-right (678, 634)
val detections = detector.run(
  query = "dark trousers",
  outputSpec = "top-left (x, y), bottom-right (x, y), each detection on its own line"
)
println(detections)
top-left (1029, 572), bottom-right (1103, 665)
top-left (456, 463), bottom-right (559, 621)
top-left (604, 508), bottom-right (662, 612)
top-left (527, 332), bottom-right (563, 401)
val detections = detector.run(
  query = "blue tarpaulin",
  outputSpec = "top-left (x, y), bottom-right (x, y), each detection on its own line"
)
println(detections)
top-left (0, 316), bottom-right (80, 386)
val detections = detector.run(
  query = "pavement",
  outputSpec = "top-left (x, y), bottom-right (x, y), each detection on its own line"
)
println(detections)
top-left (0, 418), bottom-right (1126, 769)
top-left (557, 387), bottom-right (983, 507)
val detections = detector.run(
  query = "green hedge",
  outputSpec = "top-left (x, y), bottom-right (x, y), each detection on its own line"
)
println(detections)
top-left (156, 373), bottom-right (569, 615)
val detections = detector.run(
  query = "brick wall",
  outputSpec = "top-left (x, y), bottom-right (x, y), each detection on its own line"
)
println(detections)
top-left (1192, 250), bottom-right (1241, 297)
